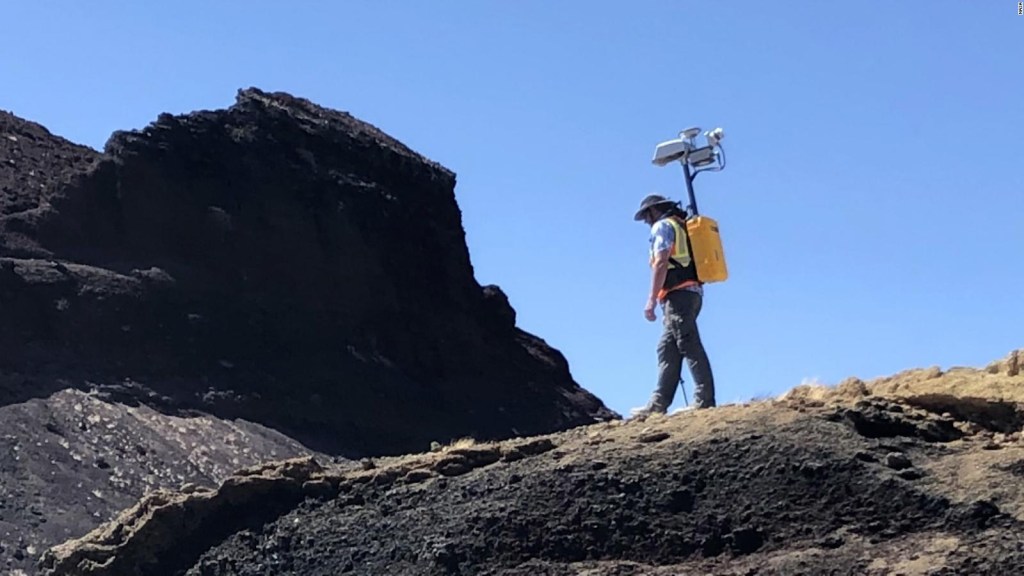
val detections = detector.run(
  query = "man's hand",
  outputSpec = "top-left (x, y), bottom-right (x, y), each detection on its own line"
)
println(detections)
top-left (644, 297), bottom-right (658, 322)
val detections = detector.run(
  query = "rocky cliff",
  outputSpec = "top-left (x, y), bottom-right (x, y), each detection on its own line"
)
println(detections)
top-left (0, 89), bottom-right (614, 573)
top-left (0, 88), bottom-right (614, 454)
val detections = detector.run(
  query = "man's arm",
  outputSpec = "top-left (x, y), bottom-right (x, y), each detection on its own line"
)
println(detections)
top-left (648, 249), bottom-right (670, 305)
top-left (645, 220), bottom-right (674, 320)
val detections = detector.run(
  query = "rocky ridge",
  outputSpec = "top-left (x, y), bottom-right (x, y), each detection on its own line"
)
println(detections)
top-left (40, 350), bottom-right (1024, 575)
top-left (1, 90), bottom-right (614, 574)
top-left (1, 90), bottom-right (614, 459)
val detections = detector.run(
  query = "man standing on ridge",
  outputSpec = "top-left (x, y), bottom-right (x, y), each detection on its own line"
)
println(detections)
top-left (631, 194), bottom-right (716, 417)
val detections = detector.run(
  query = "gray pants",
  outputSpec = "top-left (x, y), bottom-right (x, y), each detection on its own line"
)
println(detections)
top-left (646, 289), bottom-right (716, 412)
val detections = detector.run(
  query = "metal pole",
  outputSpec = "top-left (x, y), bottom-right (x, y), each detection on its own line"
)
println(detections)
top-left (681, 160), bottom-right (699, 216)
top-left (680, 378), bottom-right (689, 406)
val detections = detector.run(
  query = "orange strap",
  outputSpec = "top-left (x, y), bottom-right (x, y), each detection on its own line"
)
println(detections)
top-left (657, 280), bottom-right (699, 302)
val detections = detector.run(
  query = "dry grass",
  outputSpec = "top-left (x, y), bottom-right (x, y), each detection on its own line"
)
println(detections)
top-left (778, 376), bottom-right (870, 404)
top-left (428, 436), bottom-right (480, 453)
top-left (779, 349), bottom-right (1024, 407)
top-left (446, 437), bottom-right (478, 450)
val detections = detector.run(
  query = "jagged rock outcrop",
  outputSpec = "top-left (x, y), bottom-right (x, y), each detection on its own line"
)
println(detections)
top-left (987, 349), bottom-right (1021, 377)
top-left (41, 440), bottom-right (553, 576)
top-left (0, 89), bottom-right (615, 574)
top-left (39, 351), bottom-right (1024, 576)
top-left (40, 457), bottom-right (330, 576)
top-left (0, 89), bottom-right (614, 456)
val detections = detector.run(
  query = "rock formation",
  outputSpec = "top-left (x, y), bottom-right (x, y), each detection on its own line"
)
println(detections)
top-left (0, 88), bottom-right (614, 455)
top-left (40, 349), bottom-right (1024, 576)
top-left (0, 89), bottom-right (615, 574)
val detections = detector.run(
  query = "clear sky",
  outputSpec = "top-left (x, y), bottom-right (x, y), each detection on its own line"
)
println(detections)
top-left (3, 2), bottom-right (1022, 417)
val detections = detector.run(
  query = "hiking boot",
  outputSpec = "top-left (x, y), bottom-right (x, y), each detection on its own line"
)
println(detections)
top-left (629, 407), bottom-right (652, 421)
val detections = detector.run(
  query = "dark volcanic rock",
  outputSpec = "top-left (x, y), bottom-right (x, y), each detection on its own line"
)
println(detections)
top-left (0, 386), bottom-right (321, 575)
top-left (39, 400), bottom-right (1024, 576)
top-left (0, 111), bottom-right (103, 253)
top-left (0, 89), bottom-right (614, 456)
top-left (0, 89), bottom-right (614, 573)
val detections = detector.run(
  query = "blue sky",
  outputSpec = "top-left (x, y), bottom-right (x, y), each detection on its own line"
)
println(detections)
top-left (3, 2), bottom-right (1022, 416)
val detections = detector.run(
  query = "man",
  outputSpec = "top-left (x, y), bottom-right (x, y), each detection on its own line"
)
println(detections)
top-left (631, 194), bottom-right (716, 417)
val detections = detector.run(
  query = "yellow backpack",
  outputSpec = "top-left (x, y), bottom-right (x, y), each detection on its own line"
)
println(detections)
top-left (684, 215), bottom-right (728, 283)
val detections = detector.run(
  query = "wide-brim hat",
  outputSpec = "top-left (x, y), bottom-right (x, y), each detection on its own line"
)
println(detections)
top-left (633, 194), bottom-right (676, 221)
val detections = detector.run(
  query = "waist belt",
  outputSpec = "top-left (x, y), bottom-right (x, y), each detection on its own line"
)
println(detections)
top-left (658, 280), bottom-right (702, 302)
